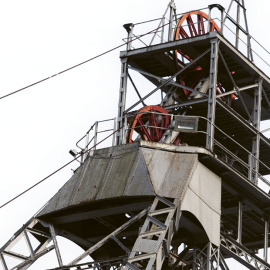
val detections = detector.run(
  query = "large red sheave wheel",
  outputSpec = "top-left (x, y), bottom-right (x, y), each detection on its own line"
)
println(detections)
top-left (126, 106), bottom-right (170, 143)
top-left (174, 11), bottom-right (220, 99)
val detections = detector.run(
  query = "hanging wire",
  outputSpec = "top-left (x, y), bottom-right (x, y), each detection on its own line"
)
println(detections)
top-left (0, 21), bottom-right (170, 101)
top-left (0, 126), bottom-right (122, 209)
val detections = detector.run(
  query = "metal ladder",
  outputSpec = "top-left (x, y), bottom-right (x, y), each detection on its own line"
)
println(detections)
top-left (125, 196), bottom-right (181, 270)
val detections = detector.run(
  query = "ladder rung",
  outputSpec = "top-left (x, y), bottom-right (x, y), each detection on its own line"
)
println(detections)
top-left (128, 252), bottom-right (156, 263)
top-left (147, 216), bottom-right (166, 229)
top-left (148, 207), bottom-right (175, 216)
top-left (139, 228), bottom-right (165, 237)
top-left (156, 196), bottom-right (175, 207)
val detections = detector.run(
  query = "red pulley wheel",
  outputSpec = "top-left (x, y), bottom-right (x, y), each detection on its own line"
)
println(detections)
top-left (126, 105), bottom-right (170, 143)
top-left (174, 11), bottom-right (220, 99)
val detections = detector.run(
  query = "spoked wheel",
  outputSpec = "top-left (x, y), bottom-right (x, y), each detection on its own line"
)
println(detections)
top-left (174, 11), bottom-right (219, 40)
top-left (174, 11), bottom-right (220, 99)
top-left (126, 106), bottom-right (170, 143)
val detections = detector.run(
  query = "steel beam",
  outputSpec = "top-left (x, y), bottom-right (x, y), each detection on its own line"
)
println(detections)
top-left (206, 38), bottom-right (219, 151)
top-left (264, 219), bottom-right (269, 262)
top-left (218, 33), bottom-right (270, 85)
top-left (237, 201), bottom-right (243, 244)
top-left (68, 208), bottom-right (148, 265)
top-left (221, 234), bottom-right (270, 270)
top-left (49, 224), bottom-right (63, 267)
top-left (11, 246), bottom-right (55, 270)
top-left (50, 201), bottom-right (151, 225)
top-left (125, 47), bottom-right (211, 113)
top-left (217, 100), bottom-right (270, 150)
top-left (116, 58), bottom-right (128, 145)
top-left (168, 1), bottom-right (176, 42)
top-left (110, 235), bottom-right (130, 255)
top-left (0, 253), bottom-right (8, 270)
top-left (192, 242), bottom-right (220, 270)
top-left (128, 73), bottom-right (146, 107)
top-left (249, 78), bottom-right (263, 184)
top-left (120, 32), bottom-right (214, 59)
top-left (126, 196), bottom-right (181, 270)
top-left (216, 83), bottom-right (258, 98)
top-left (149, 2), bottom-right (170, 46)
top-left (128, 66), bottom-right (208, 98)
top-left (262, 87), bottom-right (270, 109)
top-left (23, 231), bottom-right (34, 257)
top-left (218, 50), bottom-right (251, 119)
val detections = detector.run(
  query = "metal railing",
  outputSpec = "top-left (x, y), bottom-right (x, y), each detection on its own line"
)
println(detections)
top-left (122, 4), bottom-right (270, 75)
top-left (123, 110), bottom-right (270, 193)
top-left (122, 7), bottom-right (213, 50)
top-left (70, 108), bottom-right (270, 193)
top-left (74, 118), bottom-right (117, 163)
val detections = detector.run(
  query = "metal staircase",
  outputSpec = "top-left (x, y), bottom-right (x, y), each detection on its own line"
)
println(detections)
top-left (126, 196), bottom-right (181, 270)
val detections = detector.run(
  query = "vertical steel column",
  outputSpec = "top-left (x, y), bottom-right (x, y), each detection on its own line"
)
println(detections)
top-left (123, 24), bottom-right (134, 51)
top-left (241, 0), bottom-right (254, 61)
top-left (24, 231), bottom-right (34, 257)
top-left (208, 5), bottom-right (225, 35)
top-left (149, 4), bottom-right (170, 46)
top-left (206, 243), bottom-right (212, 270)
top-left (220, 6), bottom-right (225, 35)
top-left (207, 7), bottom-right (212, 33)
top-left (116, 58), bottom-right (128, 145)
top-left (0, 254), bottom-right (8, 270)
top-left (235, 1), bottom-right (240, 49)
top-left (93, 121), bottom-right (98, 150)
top-left (112, 117), bottom-right (117, 146)
top-left (168, 0), bottom-right (176, 42)
top-left (82, 132), bottom-right (89, 162)
top-left (206, 38), bottom-right (219, 151)
top-left (264, 219), bottom-right (269, 262)
top-left (249, 78), bottom-right (262, 184)
top-left (237, 201), bottom-right (243, 244)
top-left (49, 224), bottom-right (63, 267)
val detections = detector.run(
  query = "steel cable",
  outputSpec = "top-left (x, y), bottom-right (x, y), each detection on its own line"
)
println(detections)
top-left (0, 22), bottom-right (169, 101)
top-left (0, 127), bottom-right (121, 209)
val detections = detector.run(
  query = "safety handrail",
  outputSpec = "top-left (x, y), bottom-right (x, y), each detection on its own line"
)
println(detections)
top-left (124, 111), bottom-right (270, 192)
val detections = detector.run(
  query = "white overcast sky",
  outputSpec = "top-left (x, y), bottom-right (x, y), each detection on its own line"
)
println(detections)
top-left (0, 0), bottom-right (270, 269)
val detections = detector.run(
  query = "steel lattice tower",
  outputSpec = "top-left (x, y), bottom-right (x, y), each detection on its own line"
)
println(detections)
top-left (1, 1), bottom-right (270, 269)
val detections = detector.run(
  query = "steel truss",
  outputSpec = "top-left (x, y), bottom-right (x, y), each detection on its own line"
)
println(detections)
top-left (220, 234), bottom-right (270, 270)
top-left (2, 2), bottom-right (270, 270)
top-left (0, 218), bottom-right (54, 270)
top-left (125, 196), bottom-right (181, 270)
top-left (193, 243), bottom-right (220, 270)
top-left (1, 196), bottom-right (247, 270)
top-left (1, 193), bottom-right (270, 270)
top-left (119, 30), bottom-right (270, 185)
top-left (225, 0), bottom-right (253, 61)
